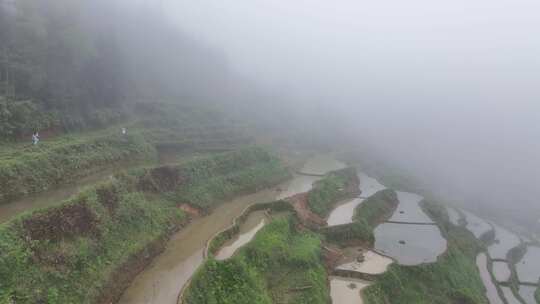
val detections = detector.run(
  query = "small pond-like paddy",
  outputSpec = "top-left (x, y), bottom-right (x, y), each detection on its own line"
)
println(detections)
top-left (374, 223), bottom-right (446, 265)
top-left (463, 210), bottom-right (493, 239)
top-left (492, 261), bottom-right (511, 282)
top-left (516, 246), bottom-right (540, 283)
top-left (337, 250), bottom-right (393, 274)
top-left (299, 155), bottom-right (346, 176)
top-left (488, 224), bottom-right (521, 260)
top-left (389, 191), bottom-right (432, 223)
top-left (518, 285), bottom-right (538, 304)
top-left (330, 277), bottom-right (370, 304)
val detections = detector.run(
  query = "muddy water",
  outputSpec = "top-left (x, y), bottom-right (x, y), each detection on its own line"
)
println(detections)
top-left (299, 154), bottom-right (346, 176)
top-left (327, 198), bottom-right (363, 226)
top-left (118, 170), bottom-right (323, 304)
top-left (277, 174), bottom-right (320, 199)
top-left (389, 192), bottom-right (432, 223)
top-left (463, 210), bottom-right (493, 239)
top-left (516, 246), bottom-right (540, 283)
top-left (477, 253), bottom-right (504, 304)
top-left (330, 277), bottom-right (370, 304)
top-left (337, 250), bottom-right (393, 274)
top-left (374, 223), bottom-right (447, 265)
top-left (327, 172), bottom-right (386, 226)
top-left (215, 211), bottom-right (267, 260)
top-left (489, 224), bottom-right (521, 260)
top-left (117, 188), bottom-right (280, 304)
top-left (492, 261), bottom-right (511, 282)
top-left (501, 286), bottom-right (522, 304)
top-left (518, 285), bottom-right (538, 304)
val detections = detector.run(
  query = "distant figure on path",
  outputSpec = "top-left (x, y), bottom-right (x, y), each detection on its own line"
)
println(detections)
top-left (121, 127), bottom-right (127, 136)
top-left (32, 132), bottom-right (39, 145)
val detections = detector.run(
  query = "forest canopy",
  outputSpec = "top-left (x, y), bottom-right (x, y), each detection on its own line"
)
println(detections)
top-left (0, 0), bottom-right (231, 139)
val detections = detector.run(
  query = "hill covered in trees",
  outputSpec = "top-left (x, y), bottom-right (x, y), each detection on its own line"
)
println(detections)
top-left (0, 0), bottom-right (234, 140)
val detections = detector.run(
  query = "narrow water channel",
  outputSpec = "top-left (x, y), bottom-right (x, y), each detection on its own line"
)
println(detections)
top-left (119, 155), bottom-right (343, 304)
top-left (215, 210), bottom-right (267, 260)
top-left (326, 171), bottom-right (385, 226)
top-left (476, 253), bottom-right (504, 304)
top-left (117, 187), bottom-right (280, 304)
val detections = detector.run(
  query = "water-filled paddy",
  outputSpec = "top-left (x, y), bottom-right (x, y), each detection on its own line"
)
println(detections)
top-left (337, 250), bottom-right (393, 274)
top-left (518, 285), bottom-right (538, 304)
top-left (215, 210), bottom-right (267, 260)
top-left (330, 277), bottom-right (370, 304)
top-left (516, 246), bottom-right (540, 283)
top-left (327, 171), bottom-right (386, 226)
top-left (501, 286), bottom-right (522, 304)
top-left (357, 172), bottom-right (386, 197)
top-left (476, 253), bottom-right (504, 304)
top-left (489, 224), bottom-right (521, 260)
top-left (327, 198), bottom-right (363, 226)
top-left (492, 261), bottom-right (511, 282)
top-left (299, 154), bottom-right (346, 176)
top-left (446, 207), bottom-right (462, 226)
top-left (374, 223), bottom-right (446, 265)
top-left (277, 173), bottom-right (320, 199)
top-left (463, 210), bottom-right (493, 239)
top-left (389, 191), bottom-right (432, 223)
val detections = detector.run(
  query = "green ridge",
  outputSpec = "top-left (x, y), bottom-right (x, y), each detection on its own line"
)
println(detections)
top-left (184, 217), bottom-right (329, 304)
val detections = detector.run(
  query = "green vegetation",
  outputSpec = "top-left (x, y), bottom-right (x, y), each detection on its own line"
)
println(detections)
top-left (0, 148), bottom-right (287, 303)
top-left (0, 178), bottom-right (186, 304)
top-left (207, 200), bottom-right (295, 256)
top-left (535, 286), bottom-right (539, 304)
top-left (363, 200), bottom-right (487, 304)
top-left (0, 131), bottom-right (156, 204)
top-left (354, 189), bottom-right (398, 226)
top-left (0, 102), bottom-right (252, 205)
top-left (320, 189), bottom-right (397, 247)
top-left (307, 167), bottom-right (358, 217)
top-left (135, 147), bottom-right (290, 211)
top-left (184, 217), bottom-right (330, 304)
top-left (0, 1), bottom-right (235, 141)
top-left (321, 219), bottom-right (374, 246)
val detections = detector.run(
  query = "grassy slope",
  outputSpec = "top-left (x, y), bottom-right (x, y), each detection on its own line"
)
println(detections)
top-left (307, 167), bottom-right (357, 218)
top-left (536, 287), bottom-right (539, 304)
top-left (184, 217), bottom-right (329, 304)
top-left (0, 103), bottom-right (251, 205)
top-left (363, 200), bottom-right (487, 304)
top-left (0, 132), bottom-right (156, 204)
top-left (354, 189), bottom-right (398, 226)
top-left (0, 148), bottom-right (288, 304)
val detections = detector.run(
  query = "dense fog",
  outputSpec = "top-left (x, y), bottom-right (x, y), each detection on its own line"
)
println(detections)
top-left (164, 0), bottom-right (540, 229)
top-left (2, 0), bottom-right (539, 230)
